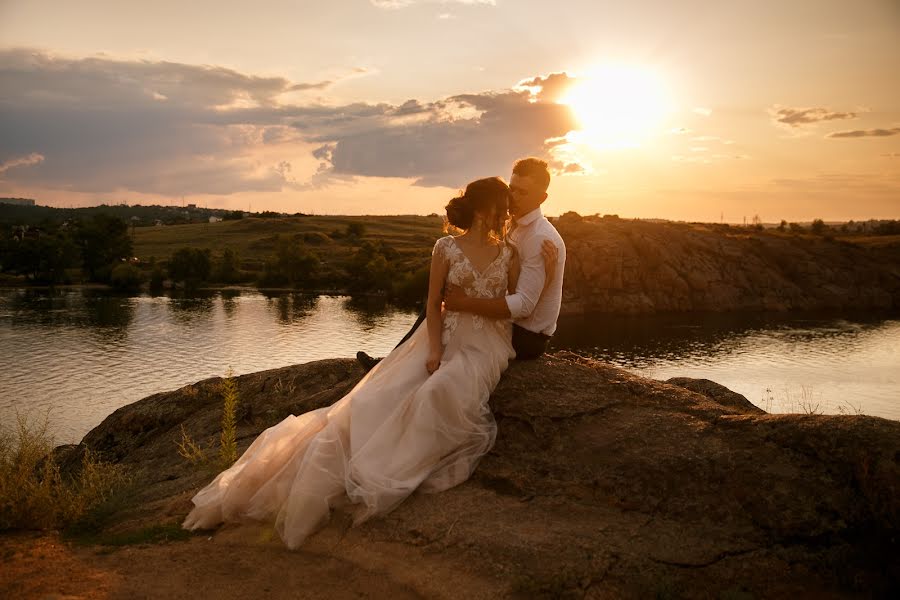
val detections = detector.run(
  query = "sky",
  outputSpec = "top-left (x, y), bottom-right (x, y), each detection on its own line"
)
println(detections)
top-left (0, 0), bottom-right (898, 221)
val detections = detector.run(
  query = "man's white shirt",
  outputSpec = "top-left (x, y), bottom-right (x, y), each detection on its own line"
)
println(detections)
top-left (504, 207), bottom-right (566, 336)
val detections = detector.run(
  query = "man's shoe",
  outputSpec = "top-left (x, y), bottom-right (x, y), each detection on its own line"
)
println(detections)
top-left (356, 351), bottom-right (381, 372)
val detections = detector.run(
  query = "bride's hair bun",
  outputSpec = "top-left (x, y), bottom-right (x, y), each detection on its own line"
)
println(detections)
top-left (445, 194), bottom-right (475, 230)
top-left (444, 177), bottom-right (509, 235)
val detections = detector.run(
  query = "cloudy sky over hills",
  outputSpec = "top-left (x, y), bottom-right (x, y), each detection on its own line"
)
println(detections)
top-left (1, 0), bottom-right (898, 220)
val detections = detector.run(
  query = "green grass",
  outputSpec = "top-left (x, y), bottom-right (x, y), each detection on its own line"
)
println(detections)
top-left (133, 215), bottom-right (445, 266)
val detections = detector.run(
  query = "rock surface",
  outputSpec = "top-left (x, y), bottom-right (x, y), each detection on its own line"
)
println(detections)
top-left (555, 217), bottom-right (900, 315)
top-left (52, 354), bottom-right (900, 598)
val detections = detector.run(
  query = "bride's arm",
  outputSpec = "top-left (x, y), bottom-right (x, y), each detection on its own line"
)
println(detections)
top-left (425, 242), bottom-right (450, 374)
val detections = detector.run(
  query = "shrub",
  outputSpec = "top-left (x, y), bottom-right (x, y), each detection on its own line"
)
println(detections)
top-left (110, 262), bottom-right (143, 291)
top-left (0, 412), bottom-right (128, 531)
top-left (392, 265), bottom-right (430, 305)
top-left (345, 222), bottom-right (366, 239)
top-left (168, 247), bottom-right (212, 288)
top-left (213, 248), bottom-right (241, 284)
top-left (257, 236), bottom-right (319, 288)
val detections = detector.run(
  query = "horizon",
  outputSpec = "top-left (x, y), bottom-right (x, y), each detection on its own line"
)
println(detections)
top-left (6, 198), bottom-right (898, 226)
top-left (1, 1), bottom-right (899, 221)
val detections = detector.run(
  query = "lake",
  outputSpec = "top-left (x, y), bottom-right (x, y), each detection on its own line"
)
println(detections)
top-left (1, 288), bottom-right (897, 444)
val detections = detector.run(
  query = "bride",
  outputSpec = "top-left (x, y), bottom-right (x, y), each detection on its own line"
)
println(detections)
top-left (183, 176), bottom-right (538, 549)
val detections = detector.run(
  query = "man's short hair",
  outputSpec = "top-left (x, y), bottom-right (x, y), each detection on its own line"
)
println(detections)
top-left (512, 157), bottom-right (551, 192)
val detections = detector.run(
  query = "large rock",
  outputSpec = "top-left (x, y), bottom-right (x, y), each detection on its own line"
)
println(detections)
top-left (69, 353), bottom-right (899, 598)
top-left (556, 218), bottom-right (900, 315)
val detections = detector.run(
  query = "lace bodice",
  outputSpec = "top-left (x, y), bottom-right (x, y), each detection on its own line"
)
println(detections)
top-left (432, 235), bottom-right (513, 345)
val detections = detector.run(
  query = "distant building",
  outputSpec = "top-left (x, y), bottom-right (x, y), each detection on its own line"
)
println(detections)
top-left (209, 216), bottom-right (222, 223)
top-left (187, 203), bottom-right (197, 209)
top-left (0, 198), bottom-right (36, 206)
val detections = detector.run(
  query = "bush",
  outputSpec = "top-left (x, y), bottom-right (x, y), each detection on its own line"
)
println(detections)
top-left (213, 248), bottom-right (241, 284)
top-left (0, 412), bottom-right (128, 531)
top-left (110, 262), bottom-right (143, 291)
top-left (168, 247), bottom-right (212, 288)
top-left (392, 266), bottom-right (430, 305)
top-left (345, 222), bottom-right (366, 239)
top-left (257, 236), bottom-right (319, 288)
top-left (149, 264), bottom-right (165, 291)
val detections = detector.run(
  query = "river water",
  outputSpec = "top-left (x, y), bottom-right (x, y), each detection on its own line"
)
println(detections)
top-left (1, 288), bottom-right (897, 443)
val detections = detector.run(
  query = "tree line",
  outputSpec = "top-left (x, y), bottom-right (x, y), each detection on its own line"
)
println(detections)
top-left (0, 216), bottom-right (430, 304)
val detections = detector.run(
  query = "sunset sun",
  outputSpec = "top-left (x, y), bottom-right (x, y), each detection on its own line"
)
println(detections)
top-left (560, 65), bottom-right (672, 148)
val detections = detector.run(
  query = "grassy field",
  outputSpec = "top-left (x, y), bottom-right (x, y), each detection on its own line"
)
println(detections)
top-left (133, 215), bottom-right (446, 270)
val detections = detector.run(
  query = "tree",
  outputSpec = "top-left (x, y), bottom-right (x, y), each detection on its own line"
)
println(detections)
top-left (75, 214), bottom-right (133, 282)
top-left (110, 263), bottom-right (143, 291)
top-left (168, 247), bottom-right (212, 288)
top-left (1, 230), bottom-right (78, 283)
top-left (214, 248), bottom-right (241, 283)
top-left (258, 236), bottom-right (319, 288)
top-left (346, 241), bottom-right (395, 294)
top-left (810, 218), bottom-right (826, 235)
top-left (777, 220), bottom-right (787, 232)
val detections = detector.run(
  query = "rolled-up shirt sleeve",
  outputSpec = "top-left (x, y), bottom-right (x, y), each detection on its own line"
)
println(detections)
top-left (505, 249), bottom-right (546, 319)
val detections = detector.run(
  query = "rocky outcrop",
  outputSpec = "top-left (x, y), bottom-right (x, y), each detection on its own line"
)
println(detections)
top-left (556, 216), bottom-right (900, 315)
top-left (64, 354), bottom-right (899, 598)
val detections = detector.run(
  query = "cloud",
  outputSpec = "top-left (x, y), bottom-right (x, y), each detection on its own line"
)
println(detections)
top-left (370, 0), bottom-right (495, 9)
top-left (515, 72), bottom-right (577, 103)
top-left (0, 49), bottom-right (362, 194)
top-left (0, 49), bottom-right (581, 195)
top-left (313, 88), bottom-right (577, 186)
top-left (0, 152), bottom-right (45, 176)
top-left (827, 127), bottom-right (900, 138)
top-left (770, 106), bottom-right (858, 128)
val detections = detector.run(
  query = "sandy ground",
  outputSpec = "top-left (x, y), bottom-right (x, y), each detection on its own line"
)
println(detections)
top-left (0, 527), bottom-right (426, 600)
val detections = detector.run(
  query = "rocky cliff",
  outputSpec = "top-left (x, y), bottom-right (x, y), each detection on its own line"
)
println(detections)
top-left (556, 217), bottom-right (900, 315)
top-left (47, 354), bottom-right (899, 598)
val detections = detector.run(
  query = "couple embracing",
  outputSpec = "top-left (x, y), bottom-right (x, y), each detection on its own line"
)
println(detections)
top-left (183, 157), bottom-right (567, 549)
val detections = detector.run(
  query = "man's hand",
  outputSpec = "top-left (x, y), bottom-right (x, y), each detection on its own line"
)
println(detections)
top-left (443, 284), bottom-right (467, 312)
top-left (541, 240), bottom-right (559, 292)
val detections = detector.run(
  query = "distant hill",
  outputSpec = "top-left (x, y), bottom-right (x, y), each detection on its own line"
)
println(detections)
top-left (0, 197), bottom-right (36, 207)
top-left (0, 203), bottom-right (276, 227)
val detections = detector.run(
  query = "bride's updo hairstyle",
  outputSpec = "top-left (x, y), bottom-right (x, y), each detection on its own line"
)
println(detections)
top-left (445, 176), bottom-right (509, 238)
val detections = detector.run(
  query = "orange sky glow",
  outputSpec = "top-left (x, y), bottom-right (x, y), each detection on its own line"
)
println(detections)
top-left (0, 0), bottom-right (898, 221)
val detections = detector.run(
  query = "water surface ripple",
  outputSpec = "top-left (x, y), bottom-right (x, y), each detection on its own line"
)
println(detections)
top-left (1, 288), bottom-right (897, 444)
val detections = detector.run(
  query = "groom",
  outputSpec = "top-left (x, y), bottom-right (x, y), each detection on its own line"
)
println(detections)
top-left (356, 157), bottom-right (566, 368)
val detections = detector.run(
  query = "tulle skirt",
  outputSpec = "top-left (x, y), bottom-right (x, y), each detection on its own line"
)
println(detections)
top-left (182, 312), bottom-right (514, 549)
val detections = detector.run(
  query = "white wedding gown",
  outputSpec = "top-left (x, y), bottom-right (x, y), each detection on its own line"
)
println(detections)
top-left (182, 236), bottom-right (515, 549)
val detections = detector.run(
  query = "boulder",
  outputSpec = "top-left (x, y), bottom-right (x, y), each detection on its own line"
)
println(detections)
top-left (66, 353), bottom-right (899, 598)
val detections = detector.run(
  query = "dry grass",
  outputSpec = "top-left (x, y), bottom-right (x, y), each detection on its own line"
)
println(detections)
top-left (0, 412), bottom-right (128, 531)
top-left (175, 424), bottom-right (208, 466)
top-left (760, 385), bottom-right (864, 416)
top-left (218, 370), bottom-right (239, 468)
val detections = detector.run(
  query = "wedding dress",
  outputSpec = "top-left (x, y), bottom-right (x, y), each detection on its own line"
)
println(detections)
top-left (182, 236), bottom-right (515, 549)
